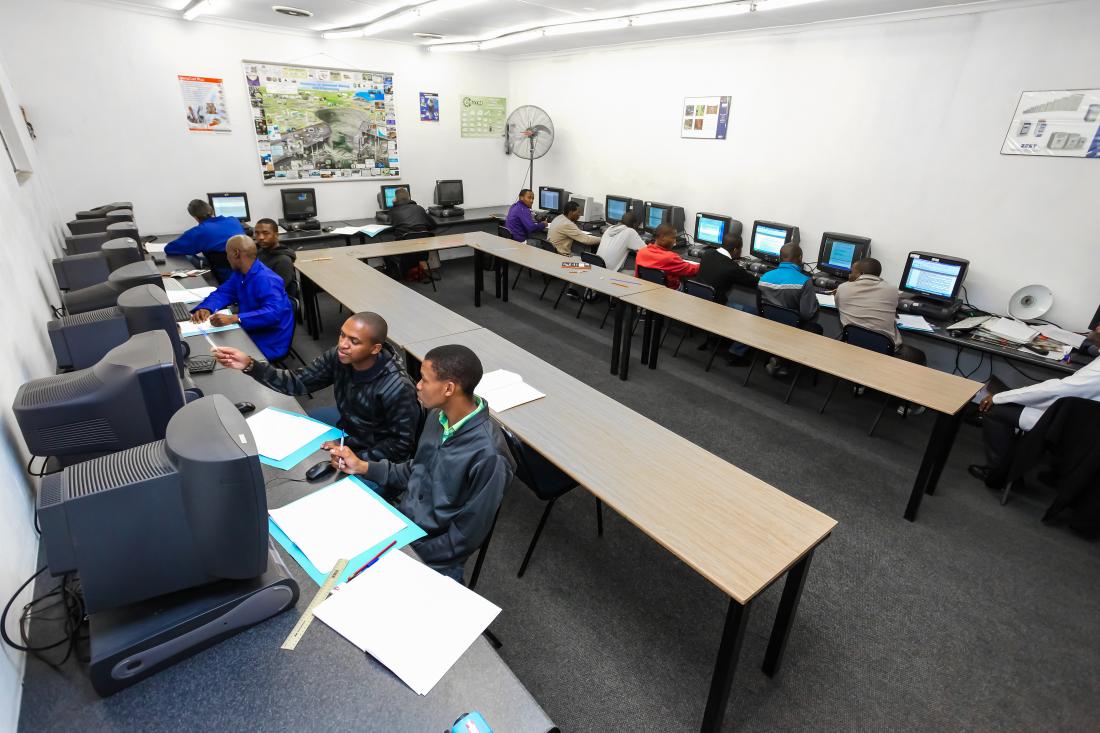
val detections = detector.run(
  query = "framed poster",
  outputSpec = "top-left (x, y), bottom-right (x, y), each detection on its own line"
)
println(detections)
top-left (1001, 89), bottom-right (1100, 158)
top-left (178, 75), bottom-right (231, 133)
top-left (243, 60), bottom-right (399, 183)
top-left (419, 92), bottom-right (439, 122)
top-left (682, 96), bottom-right (731, 140)
top-left (460, 96), bottom-right (506, 138)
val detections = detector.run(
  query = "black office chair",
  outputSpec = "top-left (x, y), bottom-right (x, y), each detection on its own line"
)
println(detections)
top-left (818, 324), bottom-right (899, 436)
top-left (466, 500), bottom-right (505, 648)
top-left (392, 228), bottom-right (437, 292)
top-left (574, 252), bottom-right (615, 330)
top-left (272, 295), bottom-right (311, 373)
top-left (501, 427), bottom-right (603, 578)
top-left (677, 280), bottom-right (722, 370)
top-left (631, 264), bottom-right (666, 336)
top-left (744, 293), bottom-right (809, 404)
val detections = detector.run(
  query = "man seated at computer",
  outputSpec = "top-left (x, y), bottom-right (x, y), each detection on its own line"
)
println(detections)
top-left (164, 199), bottom-right (245, 283)
top-left (635, 224), bottom-right (699, 290)
top-left (253, 217), bottom-right (298, 297)
top-left (548, 200), bottom-right (601, 256)
top-left (211, 311), bottom-right (421, 464)
top-left (596, 210), bottom-right (645, 272)
top-left (327, 344), bottom-right (515, 582)
top-left (969, 352), bottom-right (1100, 490)
top-left (189, 235), bottom-right (295, 360)
top-left (696, 229), bottom-right (756, 364)
top-left (757, 243), bottom-right (820, 377)
top-left (387, 188), bottom-right (438, 284)
top-left (835, 257), bottom-right (926, 365)
top-left (504, 188), bottom-right (547, 243)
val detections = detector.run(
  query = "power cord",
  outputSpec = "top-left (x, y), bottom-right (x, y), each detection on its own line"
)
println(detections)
top-left (1, 566), bottom-right (88, 668)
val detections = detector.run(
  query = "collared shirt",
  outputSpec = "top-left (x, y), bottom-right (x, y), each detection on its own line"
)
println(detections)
top-left (504, 201), bottom-right (545, 242)
top-left (835, 274), bottom-right (902, 346)
top-left (547, 214), bottom-right (601, 256)
top-left (994, 358), bottom-right (1100, 431)
top-left (439, 397), bottom-right (485, 443)
top-left (193, 259), bottom-right (295, 360)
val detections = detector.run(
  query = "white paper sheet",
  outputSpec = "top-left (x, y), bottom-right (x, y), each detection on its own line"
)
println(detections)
top-left (166, 289), bottom-right (201, 304)
top-left (313, 550), bottom-right (501, 696)
top-left (815, 293), bottom-right (836, 308)
top-left (178, 311), bottom-right (237, 336)
top-left (896, 314), bottom-right (935, 332)
top-left (1036, 324), bottom-right (1086, 349)
top-left (330, 226), bottom-right (362, 236)
top-left (244, 407), bottom-right (330, 461)
top-left (475, 369), bottom-right (544, 412)
top-left (982, 317), bottom-right (1037, 344)
top-left (360, 224), bottom-right (391, 237)
top-left (144, 242), bottom-right (168, 254)
top-left (268, 477), bottom-right (406, 574)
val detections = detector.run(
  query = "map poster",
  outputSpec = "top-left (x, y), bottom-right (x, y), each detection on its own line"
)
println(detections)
top-left (178, 75), bottom-right (231, 133)
top-left (1001, 89), bottom-right (1100, 158)
top-left (460, 96), bottom-right (506, 138)
top-left (242, 60), bottom-right (400, 184)
top-left (681, 96), bottom-right (731, 140)
top-left (419, 92), bottom-right (439, 122)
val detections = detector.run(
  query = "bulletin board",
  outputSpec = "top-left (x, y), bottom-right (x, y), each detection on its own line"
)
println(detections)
top-left (682, 96), bottom-right (731, 140)
top-left (1001, 89), bottom-right (1100, 158)
top-left (242, 60), bottom-right (400, 183)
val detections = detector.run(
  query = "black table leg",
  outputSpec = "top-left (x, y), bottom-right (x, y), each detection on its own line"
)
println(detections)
top-left (620, 303), bottom-right (634, 382)
top-left (700, 598), bottom-right (751, 733)
top-left (904, 411), bottom-right (957, 521)
top-left (494, 258), bottom-right (502, 299)
top-left (924, 413), bottom-right (961, 497)
top-left (649, 314), bottom-right (663, 370)
top-left (502, 261), bottom-right (509, 303)
top-left (301, 275), bottom-right (319, 340)
top-left (641, 312), bottom-right (652, 366)
top-left (474, 249), bottom-right (484, 307)
top-left (611, 299), bottom-right (624, 375)
top-left (763, 547), bottom-right (816, 677)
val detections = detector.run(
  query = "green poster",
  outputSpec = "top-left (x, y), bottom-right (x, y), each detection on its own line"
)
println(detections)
top-left (460, 96), bottom-right (506, 138)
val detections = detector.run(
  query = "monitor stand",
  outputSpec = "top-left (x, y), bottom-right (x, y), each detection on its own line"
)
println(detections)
top-left (428, 205), bottom-right (465, 218)
top-left (812, 270), bottom-right (846, 291)
top-left (897, 296), bottom-right (962, 322)
top-left (87, 545), bottom-right (299, 697)
top-left (279, 217), bottom-right (321, 232)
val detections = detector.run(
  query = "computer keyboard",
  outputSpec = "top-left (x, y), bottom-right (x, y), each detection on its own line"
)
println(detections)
top-left (171, 301), bottom-right (193, 322)
top-left (187, 355), bottom-right (216, 374)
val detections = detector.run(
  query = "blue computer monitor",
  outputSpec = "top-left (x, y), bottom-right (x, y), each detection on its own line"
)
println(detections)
top-left (207, 192), bottom-right (250, 221)
top-left (694, 213), bottom-right (732, 246)
top-left (605, 195), bottom-right (631, 224)
top-left (899, 251), bottom-right (969, 302)
top-left (644, 202), bottom-right (672, 233)
top-left (750, 220), bottom-right (798, 262)
top-left (818, 232), bottom-right (871, 277)
top-left (380, 184), bottom-right (409, 209)
top-left (539, 186), bottom-right (565, 213)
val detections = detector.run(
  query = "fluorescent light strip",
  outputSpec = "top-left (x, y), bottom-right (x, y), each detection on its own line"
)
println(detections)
top-left (182, 0), bottom-right (215, 21)
top-left (426, 42), bottom-right (482, 53)
top-left (362, 0), bottom-right (487, 37)
top-left (479, 29), bottom-right (546, 50)
top-left (543, 17), bottom-right (631, 37)
top-left (630, 3), bottom-right (752, 26)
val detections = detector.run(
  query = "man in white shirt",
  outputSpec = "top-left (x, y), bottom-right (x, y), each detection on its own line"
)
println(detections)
top-left (547, 201), bottom-right (601, 256)
top-left (970, 352), bottom-right (1100, 487)
top-left (595, 210), bottom-right (645, 272)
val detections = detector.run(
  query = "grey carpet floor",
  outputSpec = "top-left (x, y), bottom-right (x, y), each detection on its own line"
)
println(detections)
top-left (296, 259), bottom-right (1100, 732)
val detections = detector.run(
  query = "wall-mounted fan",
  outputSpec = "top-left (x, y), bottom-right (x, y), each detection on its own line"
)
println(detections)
top-left (506, 105), bottom-right (554, 191)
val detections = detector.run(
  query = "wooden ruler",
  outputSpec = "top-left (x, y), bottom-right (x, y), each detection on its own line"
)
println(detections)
top-left (280, 558), bottom-right (348, 651)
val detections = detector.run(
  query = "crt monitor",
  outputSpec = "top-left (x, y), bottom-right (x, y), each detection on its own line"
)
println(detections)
top-left (817, 232), bottom-right (872, 277)
top-left (63, 260), bottom-right (163, 315)
top-left (434, 180), bottom-right (464, 207)
top-left (280, 188), bottom-right (317, 221)
top-left (643, 202), bottom-right (673, 233)
top-left (380, 184), bottom-right (410, 210)
top-left (37, 394), bottom-right (268, 614)
top-left (899, 251), bottom-right (969, 303)
top-left (605, 195), bottom-right (632, 225)
top-left (694, 213), bottom-right (733, 247)
top-left (538, 186), bottom-right (566, 214)
top-left (207, 192), bottom-right (250, 221)
top-left (13, 330), bottom-right (186, 467)
top-left (750, 220), bottom-right (800, 262)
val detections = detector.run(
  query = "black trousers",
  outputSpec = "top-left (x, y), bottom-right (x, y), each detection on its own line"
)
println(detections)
top-left (895, 343), bottom-right (926, 365)
top-left (984, 403), bottom-right (1025, 486)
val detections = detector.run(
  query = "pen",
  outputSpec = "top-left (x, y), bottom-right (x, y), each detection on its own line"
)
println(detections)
top-left (609, 277), bottom-right (634, 285)
top-left (197, 327), bottom-right (216, 350)
top-left (347, 540), bottom-right (396, 582)
top-left (337, 434), bottom-right (345, 472)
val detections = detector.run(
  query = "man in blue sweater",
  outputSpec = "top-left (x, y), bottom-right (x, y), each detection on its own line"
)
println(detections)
top-left (165, 199), bottom-right (245, 282)
top-left (190, 235), bottom-right (295, 360)
top-left (757, 243), bottom-right (822, 377)
top-left (503, 189), bottom-right (547, 242)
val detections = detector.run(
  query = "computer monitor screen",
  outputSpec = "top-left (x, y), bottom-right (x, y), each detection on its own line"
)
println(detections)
top-left (644, 203), bottom-right (670, 232)
top-left (434, 180), bottom-right (464, 207)
top-left (539, 186), bottom-right (564, 213)
top-left (900, 252), bottom-right (968, 302)
top-left (568, 195), bottom-right (587, 216)
top-left (818, 232), bottom-right (871, 276)
top-left (750, 221), bottom-right (795, 261)
top-left (605, 196), bottom-right (630, 224)
top-left (694, 213), bottom-right (731, 246)
top-left (381, 184), bottom-right (409, 209)
top-left (280, 188), bottom-right (317, 221)
top-left (207, 192), bottom-right (250, 221)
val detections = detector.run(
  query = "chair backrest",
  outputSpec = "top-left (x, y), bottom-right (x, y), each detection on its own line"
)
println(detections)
top-left (636, 265), bottom-right (667, 286)
top-left (756, 291), bottom-right (803, 327)
top-left (580, 251), bottom-right (606, 269)
top-left (841, 324), bottom-right (895, 355)
top-left (496, 223), bottom-right (516, 241)
top-left (395, 228), bottom-right (433, 242)
top-left (534, 239), bottom-right (557, 254)
top-left (683, 279), bottom-right (716, 302)
top-left (500, 425), bottom-right (577, 501)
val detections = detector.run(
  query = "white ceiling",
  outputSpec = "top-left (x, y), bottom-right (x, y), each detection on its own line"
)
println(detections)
top-left (114, 0), bottom-right (1042, 55)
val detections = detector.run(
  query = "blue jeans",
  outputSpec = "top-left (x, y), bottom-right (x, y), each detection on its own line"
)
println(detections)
top-left (725, 299), bottom-right (751, 357)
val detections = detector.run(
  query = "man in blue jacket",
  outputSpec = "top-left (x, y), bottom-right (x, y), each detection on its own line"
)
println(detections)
top-left (190, 235), bottom-right (295, 360)
top-left (503, 189), bottom-right (547, 242)
top-left (165, 199), bottom-right (245, 282)
top-left (757, 243), bottom-right (822, 377)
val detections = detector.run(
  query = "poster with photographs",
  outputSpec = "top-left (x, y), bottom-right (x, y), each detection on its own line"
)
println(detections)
top-left (419, 92), bottom-right (439, 122)
top-left (242, 60), bottom-right (400, 183)
top-left (681, 96), bottom-right (731, 140)
top-left (178, 75), bottom-right (231, 133)
top-left (460, 96), bottom-right (507, 138)
top-left (1001, 89), bottom-right (1100, 158)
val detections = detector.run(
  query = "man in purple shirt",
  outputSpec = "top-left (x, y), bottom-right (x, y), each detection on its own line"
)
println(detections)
top-left (503, 189), bottom-right (547, 242)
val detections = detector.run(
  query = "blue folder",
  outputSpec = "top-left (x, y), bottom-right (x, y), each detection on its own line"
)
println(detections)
top-left (268, 475), bottom-right (426, 586)
top-left (257, 407), bottom-right (344, 471)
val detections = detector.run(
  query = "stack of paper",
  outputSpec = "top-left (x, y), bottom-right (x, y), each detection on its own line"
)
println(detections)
top-left (815, 293), bottom-right (836, 308)
top-left (329, 224), bottom-right (393, 237)
top-left (475, 370), bottom-right (544, 412)
top-left (268, 477), bottom-right (407, 574)
top-left (896, 314), bottom-right (935, 332)
top-left (245, 407), bottom-right (332, 462)
top-left (1036, 324), bottom-right (1086, 349)
top-left (979, 317), bottom-right (1038, 345)
top-left (178, 310), bottom-right (237, 335)
top-left (313, 550), bottom-right (501, 695)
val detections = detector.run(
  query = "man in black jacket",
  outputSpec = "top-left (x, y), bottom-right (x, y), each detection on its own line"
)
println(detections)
top-left (695, 229), bottom-right (757, 364)
top-left (328, 344), bottom-right (515, 582)
top-left (212, 311), bottom-right (421, 463)
top-left (387, 189), bottom-right (437, 284)
top-left (254, 217), bottom-right (298, 298)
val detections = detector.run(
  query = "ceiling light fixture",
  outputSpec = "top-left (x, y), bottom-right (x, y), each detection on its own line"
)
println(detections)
top-left (478, 28), bottom-right (546, 50)
top-left (361, 0), bottom-right (488, 37)
top-left (542, 17), bottom-right (631, 37)
top-left (182, 0), bottom-right (215, 21)
top-left (426, 42), bottom-right (482, 53)
top-left (630, 2), bottom-right (752, 26)
top-left (413, 32), bottom-right (444, 39)
top-left (272, 5), bottom-right (313, 17)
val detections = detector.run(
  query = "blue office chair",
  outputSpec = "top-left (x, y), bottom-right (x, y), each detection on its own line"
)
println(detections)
top-left (677, 280), bottom-right (722, 370)
top-left (819, 324), bottom-right (899, 436)
top-left (501, 426), bottom-right (603, 578)
top-left (574, 251), bottom-right (615, 329)
top-left (744, 292), bottom-right (809, 404)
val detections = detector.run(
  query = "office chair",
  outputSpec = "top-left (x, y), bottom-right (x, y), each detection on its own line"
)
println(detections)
top-left (501, 427), bottom-right (603, 578)
top-left (271, 295), bottom-right (311, 384)
top-left (574, 252), bottom-right (615, 329)
top-left (744, 293), bottom-right (812, 404)
top-left (679, 280), bottom-right (723, 371)
top-left (394, 229), bottom-right (437, 292)
top-left (818, 324), bottom-right (898, 436)
top-left (467, 498), bottom-right (505, 648)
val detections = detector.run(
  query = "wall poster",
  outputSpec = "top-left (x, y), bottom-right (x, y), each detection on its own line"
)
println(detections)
top-left (1001, 89), bottom-right (1100, 158)
top-left (419, 92), bottom-right (439, 122)
top-left (681, 96), bottom-right (730, 140)
top-left (178, 75), bottom-right (231, 133)
top-left (243, 60), bottom-right (399, 183)
top-left (460, 96), bottom-right (506, 138)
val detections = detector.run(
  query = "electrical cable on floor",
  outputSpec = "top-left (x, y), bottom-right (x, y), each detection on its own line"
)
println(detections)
top-left (2, 566), bottom-right (88, 668)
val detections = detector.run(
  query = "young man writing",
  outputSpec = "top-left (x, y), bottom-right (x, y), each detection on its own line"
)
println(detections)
top-left (548, 200), bottom-right (601, 256)
top-left (327, 344), bottom-right (515, 582)
top-left (635, 224), bottom-right (699, 290)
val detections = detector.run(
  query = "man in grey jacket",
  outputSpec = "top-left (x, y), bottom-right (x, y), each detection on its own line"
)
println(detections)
top-left (329, 344), bottom-right (515, 582)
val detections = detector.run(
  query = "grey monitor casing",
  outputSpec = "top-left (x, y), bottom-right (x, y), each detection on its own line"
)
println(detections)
top-left (67, 217), bottom-right (110, 236)
top-left (75, 202), bottom-right (132, 220)
top-left (63, 260), bottom-right (162, 315)
top-left (65, 231), bottom-right (114, 255)
top-left (53, 237), bottom-right (142, 290)
top-left (105, 221), bottom-right (140, 243)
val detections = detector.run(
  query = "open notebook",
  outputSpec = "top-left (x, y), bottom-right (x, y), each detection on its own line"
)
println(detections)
top-left (474, 369), bottom-right (544, 412)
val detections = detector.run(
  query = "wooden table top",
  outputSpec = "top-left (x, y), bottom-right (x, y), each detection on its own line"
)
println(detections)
top-left (404, 328), bottom-right (837, 605)
top-left (621, 286), bottom-right (982, 415)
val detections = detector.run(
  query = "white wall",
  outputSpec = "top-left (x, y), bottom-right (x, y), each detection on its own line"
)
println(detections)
top-left (507, 0), bottom-right (1100, 330)
top-left (0, 0), bottom-right (513, 235)
top-left (0, 50), bottom-right (62, 731)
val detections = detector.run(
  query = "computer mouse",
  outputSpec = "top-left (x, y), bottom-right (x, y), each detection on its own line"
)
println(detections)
top-left (305, 460), bottom-right (336, 482)
top-left (235, 401), bottom-right (255, 414)
top-left (322, 226), bottom-right (334, 233)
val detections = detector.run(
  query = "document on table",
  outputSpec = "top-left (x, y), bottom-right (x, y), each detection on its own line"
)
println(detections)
top-left (359, 224), bottom-right (391, 237)
top-left (896, 314), bottom-right (935, 332)
top-left (167, 286), bottom-right (217, 306)
top-left (815, 293), bottom-right (836, 308)
top-left (329, 226), bottom-right (362, 236)
top-left (475, 369), bottom-right (544, 412)
top-left (144, 241), bottom-right (168, 254)
top-left (245, 406), bottom-right (332, 461)
top-left (178, 310), bottom-right (237, 335)
top-left (982, 317), bottom-right (1037, 344)
top-left (1036, 324), bottom-right (1086, 349)
top-left (268, 477), bottom-right (407, 575)
top-left (313, 550), bottom-right (501, 696)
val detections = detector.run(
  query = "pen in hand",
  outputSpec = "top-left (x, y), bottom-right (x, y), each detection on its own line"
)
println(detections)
top-left (337, 435), bottom-right (345, 472)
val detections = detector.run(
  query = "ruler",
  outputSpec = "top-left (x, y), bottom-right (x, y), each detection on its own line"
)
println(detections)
top-left (280, 558), bottom-right (348, 651)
